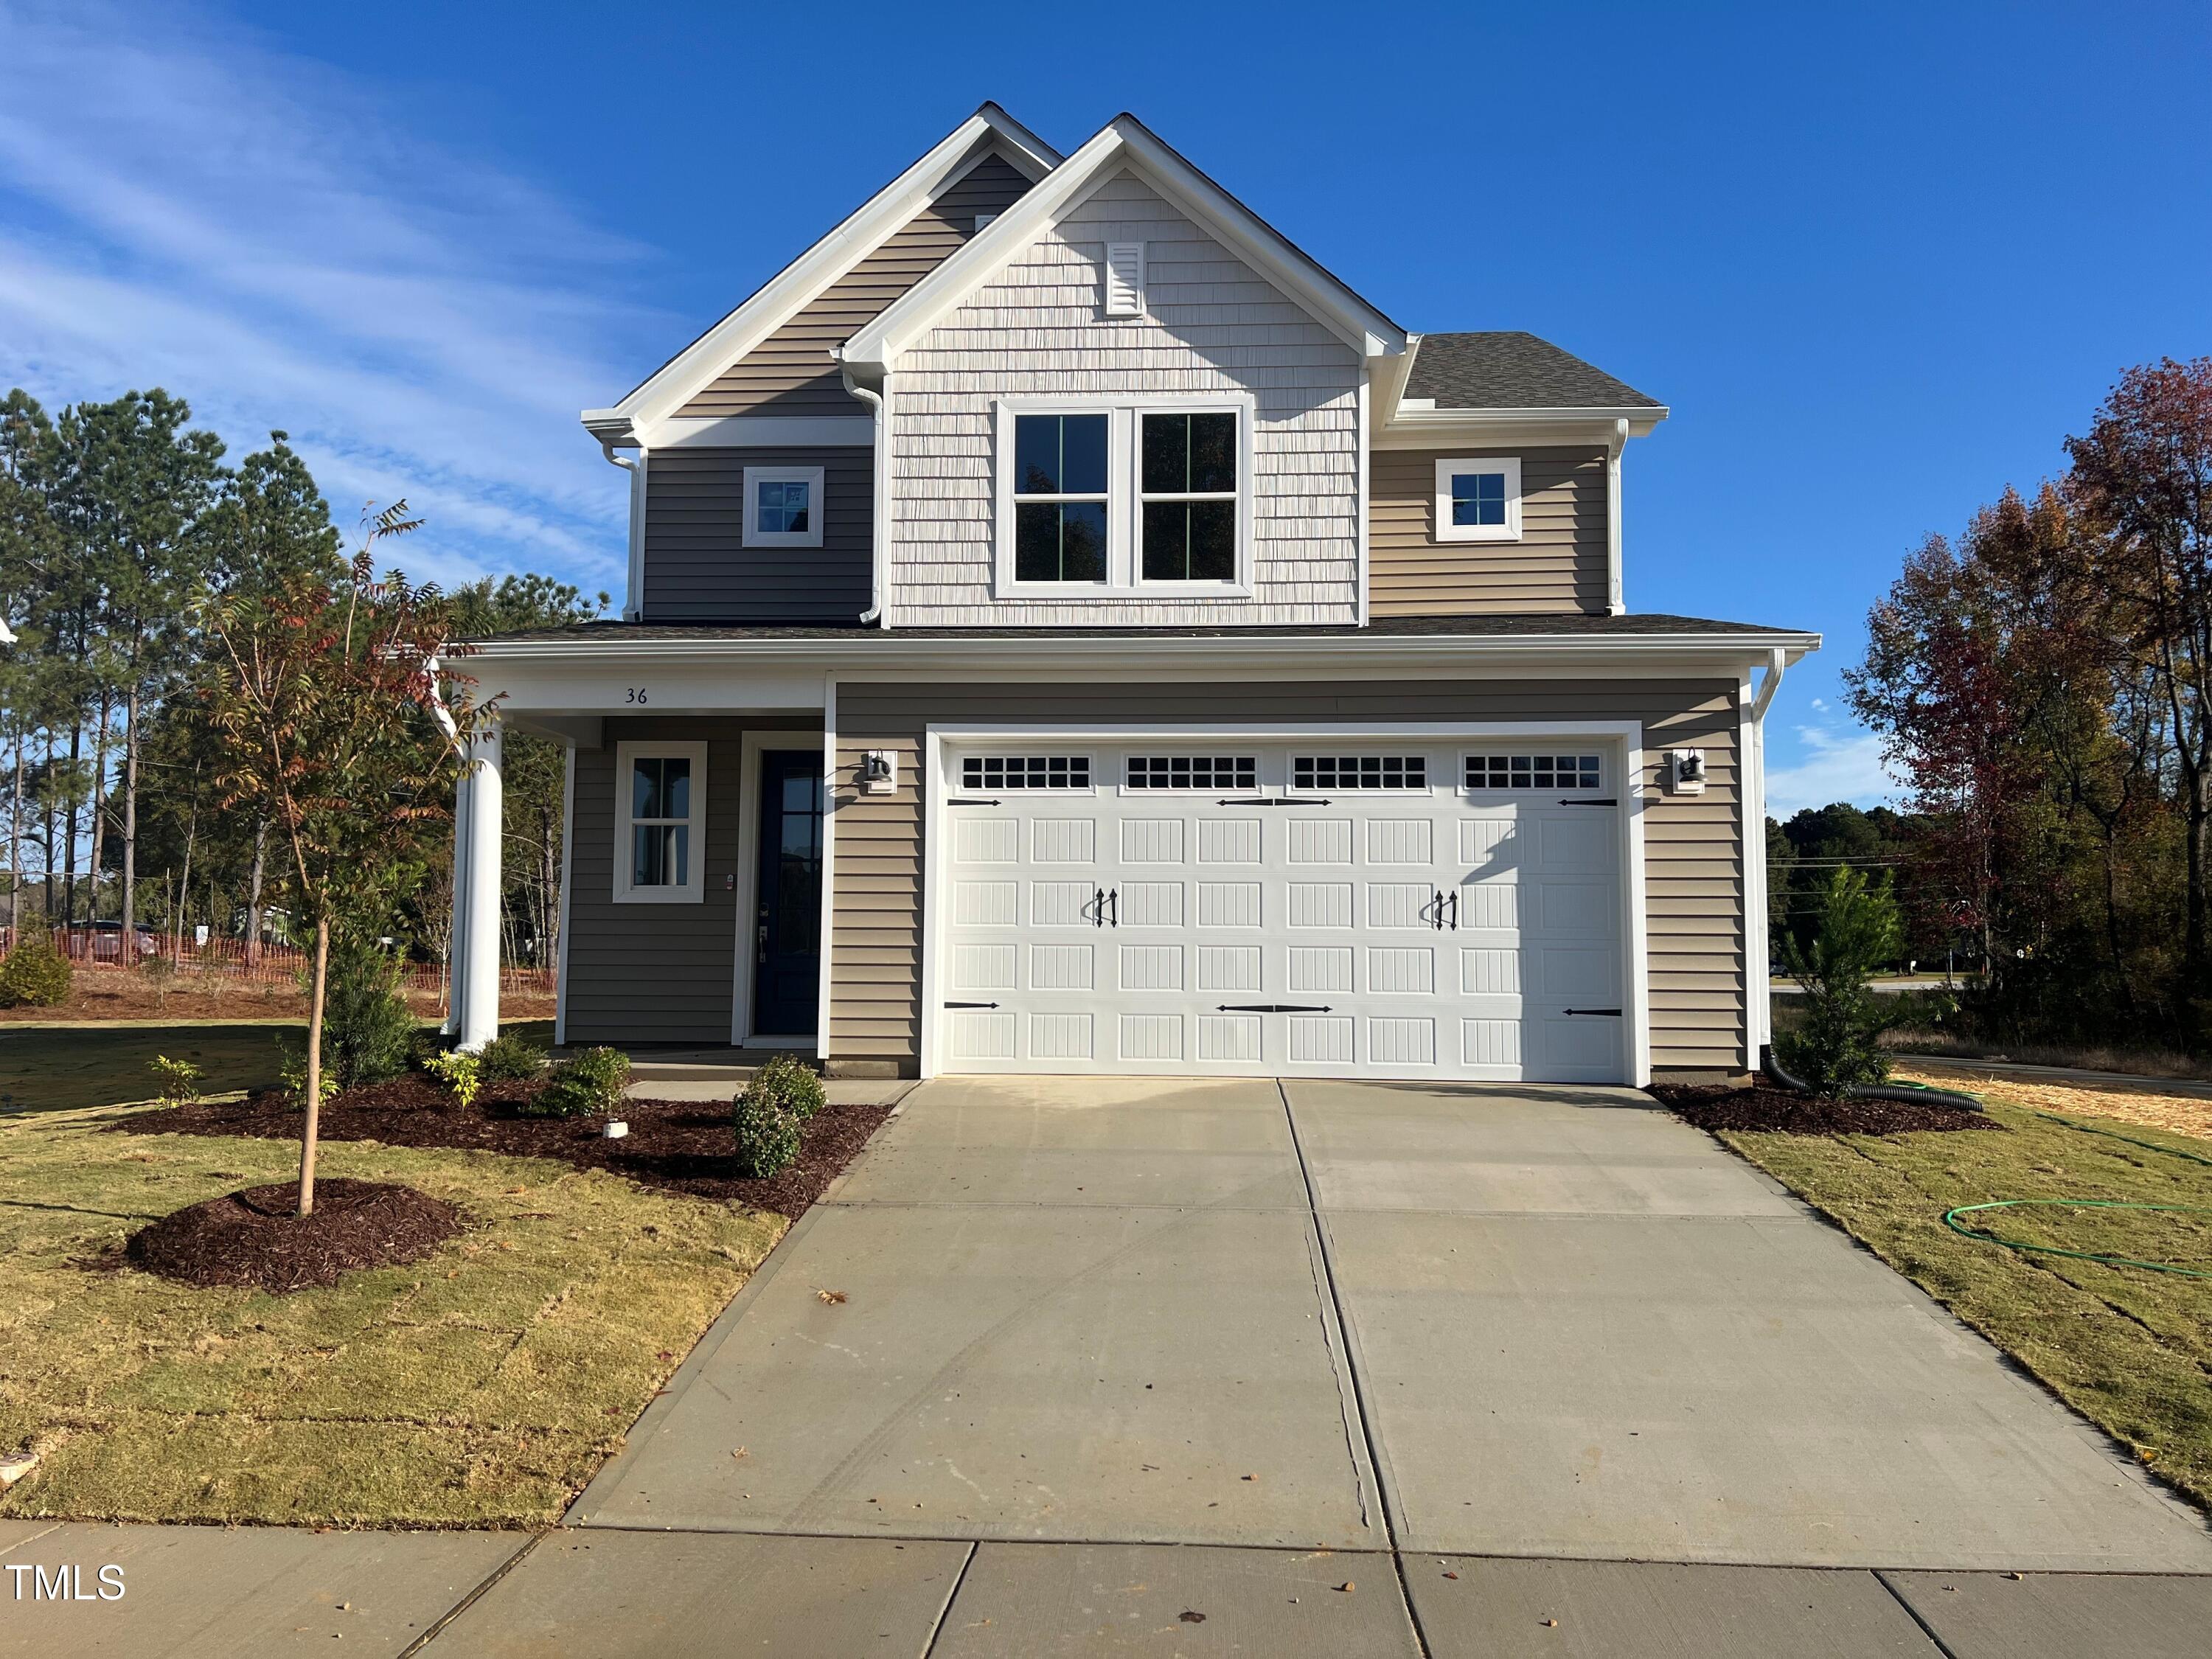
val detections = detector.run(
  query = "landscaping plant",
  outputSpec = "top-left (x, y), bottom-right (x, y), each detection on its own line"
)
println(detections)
top-left (731, 1056), bottom-right (822, 1179)
top-left (748, 1052), bottom-right (826, 1121)
top-left (314, 929), bottom-right (415, 1089)
top-left (519, 1046), bottom-right (628, 1119)
top-left (146, 1054), bottom-right (205, 1109)
top-left (196, 501), bottom-right (488, 1216)
top-left (422, 1048), bottom-right (483, 1110)
top-left (477, 1029), bottom-right (549, 1082)
top-left (0, 933), bottom-right (72, 1007)
top-left (1778, 866), bottom-right (1903, 1095)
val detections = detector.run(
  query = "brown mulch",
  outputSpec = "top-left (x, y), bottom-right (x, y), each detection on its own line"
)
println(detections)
top-left (122, 1177), bottom-right (465, 1294)
top-left (1650, 1082), bottom-right (2001, 1138)
top-left (125, 1074), bottom-right (894, 1219)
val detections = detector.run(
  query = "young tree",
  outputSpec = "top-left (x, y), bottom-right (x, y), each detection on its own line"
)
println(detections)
top-left (198, 504), bottom-right (485, 1216)
top-left (1778, 868), bottom-right (1904, 1095)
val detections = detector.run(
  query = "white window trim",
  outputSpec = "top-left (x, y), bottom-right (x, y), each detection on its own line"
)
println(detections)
top-left (1433, 455), bottom-right (1523, 543)
top-left (742, 465), bottom-right (826, 549)
top-left (991, 394), bottom-right (1256, 600)
top-left (613, 739), bottom-right (709, 905)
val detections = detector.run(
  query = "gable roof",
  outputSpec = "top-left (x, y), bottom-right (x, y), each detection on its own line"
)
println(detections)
top-left (837, 113), bottom-right (1406, 373)
top-left (1405, 332), bottom-right (1662, 412)
top-left (585, 103), bottom-right (1060, 441)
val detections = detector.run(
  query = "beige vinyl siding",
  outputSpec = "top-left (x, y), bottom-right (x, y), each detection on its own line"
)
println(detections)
top-left (889, 169), bottom-right (1363, 627)
top-left (829, 678), bottom-right (1745, 1075)
top-left (677, 154), bottom-right (1034, 419)
top-left (564, 716), bottom-right (821, 1046)
top-left (1370, 446), bottom-right (1609, 616)
top-left (641, 446), bottom-right (871, 622)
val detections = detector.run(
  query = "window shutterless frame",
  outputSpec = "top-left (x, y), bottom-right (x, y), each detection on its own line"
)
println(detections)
top-left (991, 395), bottom-right (1255, 599)
top-left (1432, 456), bottom-right (1523, 543)
top-left (742, 465), bottom-right (826, 549)
top-left (1133, 400), bottom-right (1251, 592)
top-left (613, 740), bottom-right (709, 904)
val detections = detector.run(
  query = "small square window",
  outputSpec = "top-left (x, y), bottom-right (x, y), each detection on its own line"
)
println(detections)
top-left (742, 465), bottom-right (825, 549)
top-left (1433, 456), bottom-right (1522, 543)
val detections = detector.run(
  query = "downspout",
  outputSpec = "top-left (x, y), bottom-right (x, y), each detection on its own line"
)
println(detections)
top-left (1604, 417), bottom-right (1628, 616)
top-left (1747, 647), bottom-right (1786, 1056)
top-left (598, 439), bottom-right (647, 622)
top-left (841, 364), bottom-right (888, 626)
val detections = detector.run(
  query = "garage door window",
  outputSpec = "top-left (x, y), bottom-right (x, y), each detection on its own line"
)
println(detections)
top-left (1293, 755), bottom-right (1427, 790)
top-left (960, 755), bottom-right (1092, 790)
top-left (1124, 755), bottom-right (1257, 790)
top-left (1465, 754), bottom-right (1603, 791)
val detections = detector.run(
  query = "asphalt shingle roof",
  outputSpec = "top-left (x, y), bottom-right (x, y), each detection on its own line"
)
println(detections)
top-left (1405, 331), bottom-right (1662, 411)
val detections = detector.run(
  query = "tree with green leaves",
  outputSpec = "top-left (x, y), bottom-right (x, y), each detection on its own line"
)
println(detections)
top-left (198, 503), bottom-right (487, 1216)
top-left (1778, 867), bottom-right (1904, 1095)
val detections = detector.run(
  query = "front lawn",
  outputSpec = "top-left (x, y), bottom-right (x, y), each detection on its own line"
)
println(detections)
top-left (1715, 1094), bottom-right (2212, 1512)
top-left (0, 1102), bottom-right (780, 1527)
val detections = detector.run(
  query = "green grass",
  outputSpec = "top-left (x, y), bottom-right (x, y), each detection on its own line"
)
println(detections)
top-left (0, 1019), bottom-right (557, 1114)
top-left (0, 1101), bottom-right (780, 1527)
top-left (1720, 1103), bottom-right (2212, 1511)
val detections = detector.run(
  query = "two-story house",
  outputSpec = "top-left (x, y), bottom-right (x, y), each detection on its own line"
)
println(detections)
top-left (451, 105), bottom-right (1817, 1087)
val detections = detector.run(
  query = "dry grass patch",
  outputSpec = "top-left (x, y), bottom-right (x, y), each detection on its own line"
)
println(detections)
top-left (0, 1102), bottom-right (781, 1528)
top-left (1893, 1060), bottom-right (2212, 1141)
top-left (1719, 1101), bottom-right (2212, 1512)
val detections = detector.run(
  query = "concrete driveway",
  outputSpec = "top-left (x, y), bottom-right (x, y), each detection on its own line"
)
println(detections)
top-left (573, 1075), bottom-right (2212, 1574)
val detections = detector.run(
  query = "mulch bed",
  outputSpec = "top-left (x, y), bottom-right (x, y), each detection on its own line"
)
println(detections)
top-left (125, 1074), bottom-right (893, 1219)
top-left (123, 1178), bottom-right (465, 1294)
top-left (1651, 1082), bottom-right (2002, 1137)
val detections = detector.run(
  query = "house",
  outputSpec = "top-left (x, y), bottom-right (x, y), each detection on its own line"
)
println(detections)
top-left (453, 104), bottom-right (1817, 1086)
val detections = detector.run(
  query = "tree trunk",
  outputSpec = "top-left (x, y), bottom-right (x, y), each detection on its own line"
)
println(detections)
top-left (299, 916), bottom-right (329, 1217)
top-left (119, 686), bottom-right (139, 949)
top-left (89, 686), bottom-right (111, 922)
top-left (7, 739), bottom-right (21, 933)
top-left (245, 821), bottom-right (268, 966)
top-left (62, 721), bottom-right (80, 923)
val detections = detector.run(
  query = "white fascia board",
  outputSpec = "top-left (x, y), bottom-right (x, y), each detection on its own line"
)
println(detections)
top-left (841, 115), bottom-right (1409, 372)
top-left (647, 415), bottom-right (876, 449)
top-left (1371, 333), bottom-right (1420, 425)
top-left (1377, 405), bottom-right (1670, 447)
top-left (602, 108), bottom-right (1060, 432)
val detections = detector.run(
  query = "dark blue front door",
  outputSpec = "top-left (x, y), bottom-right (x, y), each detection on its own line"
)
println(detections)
top-left (754, 751), bottom-right (824, 1036)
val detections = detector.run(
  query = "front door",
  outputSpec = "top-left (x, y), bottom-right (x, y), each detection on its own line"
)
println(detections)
top-left (752, 750), bottom-right (824, 1037)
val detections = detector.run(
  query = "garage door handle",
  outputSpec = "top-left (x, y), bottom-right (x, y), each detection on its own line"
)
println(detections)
top-left (1217, 1004), bottom-right (1332, 1013)
top-left (1564, 1007), bottom-right (1624, 1016)
top-left (1107, 888), bottom-right (1118, 927)
top-left (1447, 890), bottom-right (1458, 931)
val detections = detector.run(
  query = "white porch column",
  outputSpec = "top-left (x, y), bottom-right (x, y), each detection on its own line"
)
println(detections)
top-left (445, 754), bottom-right (473, 1037)
top-left (458, 719), bottom-right (504, 1051)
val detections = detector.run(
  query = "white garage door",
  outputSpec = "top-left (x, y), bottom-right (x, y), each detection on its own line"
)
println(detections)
top-left (933, 742), bottom-right (1630, 1082)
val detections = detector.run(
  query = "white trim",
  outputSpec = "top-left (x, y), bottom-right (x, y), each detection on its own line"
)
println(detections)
top-left (613, 739), bottom-right (709, 905)
top-left (729, 727), bottom-right (826, 1046)
top-left (742, 465), bottom-right (827, 549)
top-left (1372, 408), bottom-right (1666, 450)
top-left (817, 678), bottom-right (837, 1061)
top-left (1739, 671), bottom-right (1759, 1070)
top-left (991, 394), bottom-right (1258, 599)
top-left (623, 453), bottom-right (647, 622)
top-left (1605, 417), bottom-right (1627, 616)
top-left (554, 745), bottom-right (575, 1048)
top-left (1104, 240), bottom-right (1145, 316)
top-left (602, 107), bottom-right (1060, 430)
top-left (1355, 366), bottom-right (1371, 627)
top-left (650, 415), bottom-right (874, 448)
top-left (1433, 456), bottom-right (1523, 543)
top-left (917, 717), bottom-right (1649, 1084)
top-left (841, 115), bottom-right (1406, 372)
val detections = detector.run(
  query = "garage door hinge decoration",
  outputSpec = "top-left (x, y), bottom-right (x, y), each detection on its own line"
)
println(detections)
top-left (1216, 796), bottom-right (1332, 807)
top-left (944, 1001), bottom-right (1001, 1009)
top-left (1564, 1007), bottom-right (1624, 1017)
top-left (1216, 1004), bottom-right (1333, 1013)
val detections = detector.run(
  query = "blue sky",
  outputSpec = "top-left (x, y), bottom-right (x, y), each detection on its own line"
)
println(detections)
top-left (1, 0), bottom-right (2205, 815)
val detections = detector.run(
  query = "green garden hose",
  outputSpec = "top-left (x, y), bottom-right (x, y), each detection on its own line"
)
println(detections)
top-left (1941, 1198), bottom-right (2212, 1279)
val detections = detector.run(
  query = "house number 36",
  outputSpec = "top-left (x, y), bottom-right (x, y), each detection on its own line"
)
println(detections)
top-left (625, 686), bottom-right (648, 704)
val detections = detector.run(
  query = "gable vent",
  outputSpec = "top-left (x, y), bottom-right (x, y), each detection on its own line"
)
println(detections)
top-left (1104, 241), bottom-right (1146, 317)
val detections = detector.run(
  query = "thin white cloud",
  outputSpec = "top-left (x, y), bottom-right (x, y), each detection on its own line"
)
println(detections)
top-left (0, 0), bottom-right (668, 591)
top-left (1764, 726), bottom-right (1901, 821)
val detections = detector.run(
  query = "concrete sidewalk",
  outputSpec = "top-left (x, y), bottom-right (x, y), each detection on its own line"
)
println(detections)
top-left (12, 1520), bottom-right (2212, 1656)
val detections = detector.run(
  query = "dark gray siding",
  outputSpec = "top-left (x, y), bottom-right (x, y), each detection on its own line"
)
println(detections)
top-left (678, 154), bottom-right (1034, 418)
top-left (641, 446), bottom-right (872, 623)
top-left (563, 715), bottom-right (819, 1046)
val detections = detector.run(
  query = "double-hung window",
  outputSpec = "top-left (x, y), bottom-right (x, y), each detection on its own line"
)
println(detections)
top-left (1433, 456), bottom-right (1522, 543)
top-left (742, 465), bottom-right (824, 549)
top-left (997, 399), bottom-right (1251, 594)
top-left (614, 740), bottom-right (707, 903)
top-left (1139, 412), bottom-right (1238, 582)
top-left (1012, 414), bottom-right (1110, 584)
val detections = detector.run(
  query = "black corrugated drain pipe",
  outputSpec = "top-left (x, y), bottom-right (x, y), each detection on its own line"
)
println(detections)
top-left (1759, 1044), bottom-right (1985, 1112)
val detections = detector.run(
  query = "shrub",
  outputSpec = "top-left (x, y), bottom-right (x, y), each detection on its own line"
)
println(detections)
top-left (147, 1054), bottom-right (205, 1109)
top-left (479, 1030), bottom-right (549, 1082)
top-left (276, 1037), bottom-right (339, 1110)
top-left (0, 935), bottom-right (72, 1008)
top-left (747, 1053), bottom-right (826, 1121)
top-left (1776, 867), bottom-right (1902, 1096)
top-left (422, 1048), bottom-right (483, 1109)
top-left (732, 1088), bottom-right (802, 1179)
top-left (313, 931), bottom-right (415, 1089)
top-left (561, 1046), bottom-right (631, 1113)
top-left (517, 1071), bottom-right (598, 1119)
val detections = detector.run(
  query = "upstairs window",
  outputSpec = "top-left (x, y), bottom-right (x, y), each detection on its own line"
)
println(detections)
top-left (742, 465), bottom-right (824, 549)
top-left (614, 741), bottom-right (708, 904)
top-left (1012, 414), bottom-right (1109, 583)
top-left (1140, 412), bottom-right (1239, 582)
top-left (1433, 456), bottom-right (1522, 543)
